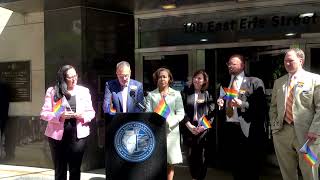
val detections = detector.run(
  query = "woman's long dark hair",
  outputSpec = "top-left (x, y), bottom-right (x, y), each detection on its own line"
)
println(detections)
top-left (54, 65), bottom-right (74, 102)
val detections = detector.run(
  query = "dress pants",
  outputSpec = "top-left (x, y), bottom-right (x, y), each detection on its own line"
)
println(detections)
top-left (273, 123), bottom-right (319, 180)
top-left (188, 133), bottom-right (208, 180)
top-left (223, 123), bottom-right (262, 180)
top-left (48, 119), bottom-right (87, 180)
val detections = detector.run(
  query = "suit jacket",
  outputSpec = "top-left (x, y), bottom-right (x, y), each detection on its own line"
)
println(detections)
top-left (181, 87), bottom-right (215, 145)
top-left (182, 87), bottom-right (215, 125)
top-left (145, 87), bottom-right (185, 164)
top-left (217, 75), bottom-right (267, 141)
top-left (103, 79), bottom-right (143, 113)
top-left (269, 70), bottom-right (320, 145)
top-left (40, 85), bottom-right (95, 140)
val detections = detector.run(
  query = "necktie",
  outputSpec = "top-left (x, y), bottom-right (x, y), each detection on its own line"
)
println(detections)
top-left (226, 76), bottom-right (238, 118)
top-left (285, 77), bottom-right (294, 124)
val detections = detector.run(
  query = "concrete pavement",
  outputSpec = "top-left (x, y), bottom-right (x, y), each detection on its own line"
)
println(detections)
top-left (0, 164), bottom-right (283, 180)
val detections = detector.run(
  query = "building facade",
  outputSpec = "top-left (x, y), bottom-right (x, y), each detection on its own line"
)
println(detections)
top-left (0, 0), bottom-right (319, 170)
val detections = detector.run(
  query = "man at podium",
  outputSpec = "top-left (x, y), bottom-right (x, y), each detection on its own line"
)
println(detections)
top-left (103, 61), bottom-right (144, 113)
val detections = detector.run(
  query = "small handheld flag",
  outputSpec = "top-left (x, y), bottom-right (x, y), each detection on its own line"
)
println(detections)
top-left (198, 115), bottom-right (212, 129)
top-left (223, 87), bottom-right (238, 100)
top-left (53, 97), bottom-right (66, 118)
top-left (154, 98), bottom-right (171, 119)
top-left (110, 106), bottom-right (116, 114)
top-left (299, 139), bottom-right (319, 167)
top-left (109, 95), bottom-right (116, 115)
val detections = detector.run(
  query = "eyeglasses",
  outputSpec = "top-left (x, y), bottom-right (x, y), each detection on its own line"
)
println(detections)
top-left (66, 75), bottom-right (78, 80)
top-left (226, 63), bottom-right (238, 67)
top-left (117, 74), bottom-right (130, 78)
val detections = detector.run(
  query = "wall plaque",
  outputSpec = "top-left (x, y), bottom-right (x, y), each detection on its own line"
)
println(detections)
top-left (0, 61), bottom-right (31, 102)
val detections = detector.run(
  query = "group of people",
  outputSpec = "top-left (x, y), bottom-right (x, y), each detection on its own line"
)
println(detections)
top-left (40, 47), bottom-right (320, 180)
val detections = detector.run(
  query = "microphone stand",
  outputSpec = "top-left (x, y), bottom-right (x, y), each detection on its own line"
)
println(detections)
top-left (129, 90), bottom-right (146, 112)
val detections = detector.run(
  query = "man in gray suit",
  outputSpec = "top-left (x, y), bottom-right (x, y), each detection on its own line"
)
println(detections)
top-left (270, 48), bottom-right (320, 180)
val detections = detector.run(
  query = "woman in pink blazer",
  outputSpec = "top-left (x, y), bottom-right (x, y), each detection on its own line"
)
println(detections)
top-left (40, 65), bottom-right (95, 180)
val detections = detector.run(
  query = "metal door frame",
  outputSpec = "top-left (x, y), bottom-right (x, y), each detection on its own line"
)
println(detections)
top-left (135, 50), bottom-right (194, 82)
top-left (306, 42), bottom-right (320, 71)
top-left (135, 38), bottom-right (309, 82)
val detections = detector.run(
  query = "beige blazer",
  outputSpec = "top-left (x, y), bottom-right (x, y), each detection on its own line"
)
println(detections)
top-left (269, 70), bottom-right (320, 145)
top-left (145, 87), bottom-right (185, 164)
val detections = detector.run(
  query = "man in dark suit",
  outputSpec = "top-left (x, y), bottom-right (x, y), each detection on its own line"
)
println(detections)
top-left (103, 61), bottom-right (144, 114)
top-left (217, 54), bottom-right (267, 180)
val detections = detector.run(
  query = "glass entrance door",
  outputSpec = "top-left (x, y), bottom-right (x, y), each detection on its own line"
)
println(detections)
top-left (307, 44), bottom-right (320, 74)
top-left (205, 45), bottom-right (290, 167)
top-left (142, 53), bottom-right (190, 92)
top-left (206, 46), bottom-right (289, 95)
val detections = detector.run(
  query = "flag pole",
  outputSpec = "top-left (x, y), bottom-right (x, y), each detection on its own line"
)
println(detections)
top-left (312, 163), bottom-right (319, 180)
top-left (305, 138), bottom-right (319, 180)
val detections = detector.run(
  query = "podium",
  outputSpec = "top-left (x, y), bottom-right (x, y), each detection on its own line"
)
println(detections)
top-left (105, 113), bottom-right (167, 180)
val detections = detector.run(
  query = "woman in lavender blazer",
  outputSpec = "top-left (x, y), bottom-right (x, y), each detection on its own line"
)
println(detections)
top-left (40, 65), bottom-right (95, 180)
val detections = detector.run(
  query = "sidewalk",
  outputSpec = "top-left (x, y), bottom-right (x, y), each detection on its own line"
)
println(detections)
top-left (0, 164), bottom-right (282, 180)
top-left (0, 165), bottom-right (105, 180)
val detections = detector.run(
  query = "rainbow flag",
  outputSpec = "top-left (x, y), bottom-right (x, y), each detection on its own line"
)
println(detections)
top-left (53, 98), bottom-right (65, 117)
top-left (109, 95), bottom-right (116, 115)
top-left (223, 87), bottom-right (238, 100)
top-left (199, 115), bottom-right (212, 129)
top-left (154, 98), bottom-right (171, 119)
top-left (299, 140), bottom-right (319, 167)
top-left (110, 106), bottom-right (116, 114)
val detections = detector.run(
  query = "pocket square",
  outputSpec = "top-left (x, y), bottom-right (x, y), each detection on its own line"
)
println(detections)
top-left (302, 90), bottom-right (311, 95)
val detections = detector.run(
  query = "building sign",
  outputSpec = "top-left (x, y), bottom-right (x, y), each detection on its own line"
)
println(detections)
top-left (0, 61), bottom-right (31, 102)
top-left (139, 4), bottom-right (320, 47)
top-left (184, 15), bottom-right (318, 33)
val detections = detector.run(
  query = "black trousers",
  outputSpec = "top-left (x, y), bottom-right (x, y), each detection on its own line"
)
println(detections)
top-left (187, 133), bottom-right (208, 180)
top-left (223, 123), bottom-right (263, 180)
top-left (48, 119), bottom-right (87, 180)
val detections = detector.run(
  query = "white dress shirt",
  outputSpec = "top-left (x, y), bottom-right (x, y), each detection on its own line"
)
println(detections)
top-left (121, 81), bottom-right (130, 112)
top-left (227, 71), bottom-right (244, 122)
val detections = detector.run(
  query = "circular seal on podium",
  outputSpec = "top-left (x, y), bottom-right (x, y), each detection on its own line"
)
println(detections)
top-left (114, 121), bottom-right (155, 162)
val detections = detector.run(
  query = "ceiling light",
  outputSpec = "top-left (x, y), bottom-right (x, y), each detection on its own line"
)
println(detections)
top-left (162, 4), bottom-right (176, 9)
top-left (161, 0), bottom-right (177, 10)
top-left (200, 38), bottom-right (208, 42)
top-left (285, 33), bottom-right (296, 37)
top-left (299, 13), bottom-right (314, 18)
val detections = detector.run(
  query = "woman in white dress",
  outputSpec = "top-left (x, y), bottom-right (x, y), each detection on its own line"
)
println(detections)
top-left (145, 67), bottom-right (185, 180)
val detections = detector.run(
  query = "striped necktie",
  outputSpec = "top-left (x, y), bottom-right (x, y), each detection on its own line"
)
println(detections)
top-left (226, 76), bottom-right (238, 118)
top-left (285, 77), bottom-right (294, 124)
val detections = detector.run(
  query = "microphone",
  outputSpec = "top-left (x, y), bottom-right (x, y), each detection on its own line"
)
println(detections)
top-left (129, 88), bottom-right (146, 112)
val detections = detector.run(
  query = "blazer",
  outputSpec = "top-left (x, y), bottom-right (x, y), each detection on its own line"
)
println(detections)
top-left (182, 87), bottom-right (215, 124)
top-left (269, 70), bottom-right (320, 145)
top-left (181, 87), bottom-right (215, 144)
top-left (217, 75), bottom-right (267, 141)
top-left (40, 85), bottom-right (95, 140)
top-left (145, 87), bottom-right (185, 164)
top-left (103, 79), bottom-right (144, 113)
